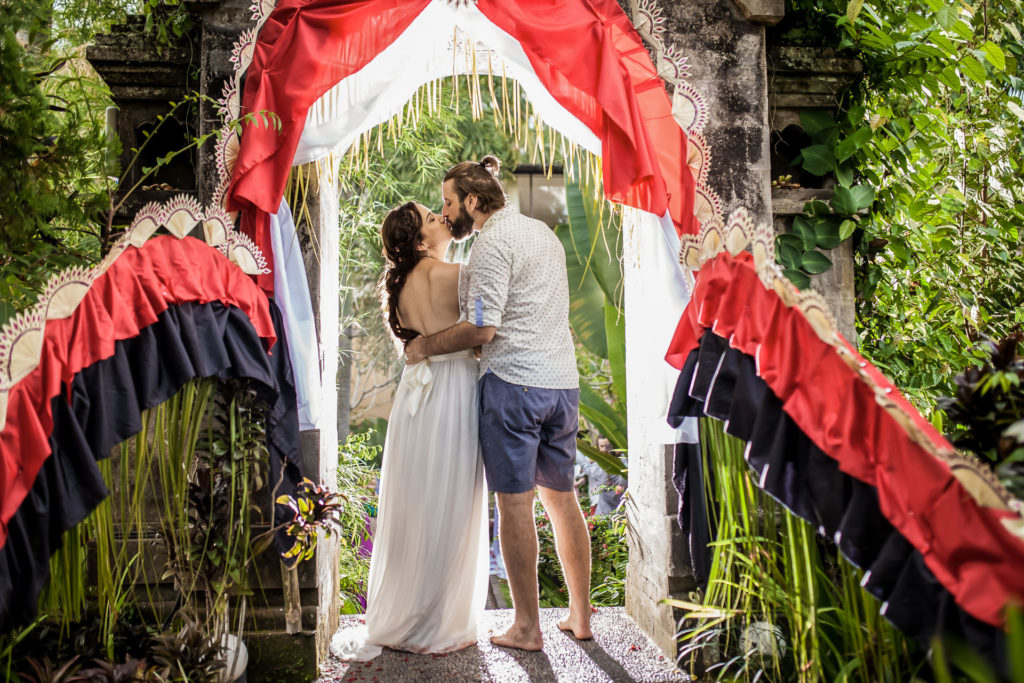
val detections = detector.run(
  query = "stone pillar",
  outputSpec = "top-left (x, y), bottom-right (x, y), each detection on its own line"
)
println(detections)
top-left (767, 46), bottom-right (862, 343)
top-left (661, 0), bottom-right (780, 228)
top-left (622, 0), bottom-right (781, 662)
top-left (314, 157), bottom-right (342, 659)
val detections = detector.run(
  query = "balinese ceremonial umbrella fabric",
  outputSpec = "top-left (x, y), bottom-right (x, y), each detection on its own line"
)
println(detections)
top-left (666, 248), bottom-right (1024, 660)
top-left (0, 236), bottom-right (304, 631)
top-left (226, 0), bottom-right (698, 289)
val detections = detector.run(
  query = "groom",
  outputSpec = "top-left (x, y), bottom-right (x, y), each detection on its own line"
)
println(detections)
top-left (405, 155), bottom-right (593, 650)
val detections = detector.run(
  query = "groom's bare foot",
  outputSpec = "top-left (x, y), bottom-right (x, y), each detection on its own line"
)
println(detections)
top-left (557, 613), bottom-right (593, 640)
top-left (490, 625), bottom-right (543, 651)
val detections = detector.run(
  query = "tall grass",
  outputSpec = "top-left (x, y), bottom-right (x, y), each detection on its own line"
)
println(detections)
top-left (5, 377), bottom-right (268, 661)
top-left (673, 418), bottom-right (921, 682)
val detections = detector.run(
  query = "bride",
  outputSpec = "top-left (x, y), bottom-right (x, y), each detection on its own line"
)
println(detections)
top-left (331, 201), bottom-right (489, 660)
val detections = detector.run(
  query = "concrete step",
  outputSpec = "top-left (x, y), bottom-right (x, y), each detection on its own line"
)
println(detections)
top-left (317, 607), bottom-right (689, 682)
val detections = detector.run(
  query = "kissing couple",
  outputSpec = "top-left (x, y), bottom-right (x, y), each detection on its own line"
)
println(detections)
top-left (331, 155), bottom-right (593, 660)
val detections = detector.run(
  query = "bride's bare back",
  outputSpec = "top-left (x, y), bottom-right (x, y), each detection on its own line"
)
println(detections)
top-left (397, 258), bottom-right (461, 338)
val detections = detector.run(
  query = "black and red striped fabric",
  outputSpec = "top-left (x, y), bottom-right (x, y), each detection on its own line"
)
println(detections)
top-left (666, 250), bottom-right (1023, 659)
top-left (0, 236), bottom-right (304, 631)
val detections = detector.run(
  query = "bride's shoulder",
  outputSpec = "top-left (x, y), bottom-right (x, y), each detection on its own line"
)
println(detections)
top-left (426, 259), bottom-right (461, 284)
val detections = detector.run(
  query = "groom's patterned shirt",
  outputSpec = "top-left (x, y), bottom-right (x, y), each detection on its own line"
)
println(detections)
top-left (460, 205), bottom-right (579, 390)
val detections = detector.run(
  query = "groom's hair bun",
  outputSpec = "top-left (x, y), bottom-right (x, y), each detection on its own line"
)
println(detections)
top-left (444, 155), bottom-right (507, 214)
top-left (479, 154), bottom-right (501, 178)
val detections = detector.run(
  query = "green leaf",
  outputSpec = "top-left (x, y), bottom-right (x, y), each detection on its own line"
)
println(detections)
top-left (576, 439), bottom-right (627, 478)
top-left (960, 54), bottom-right (988, 84)
top-left (835, 127), bottom-right (872, 163)
top-left (800, 144), bottom-right (835, 176)
top-left (791, 215), bottom-right (818, 250)
top-left (799, 110), bottom-right (836, 139)
top-left (565, 168), bottom-right (623, 305)
top-left (845, 0), bottom-right (864, 22)
top-left (777, 239), bottom-right (802, 270)
top-left (814, 219), bottom-right (842, 249)
top-left (839, 219), bottom-right (857, 241)
top-left (801, 250), bottom-right (833, 274)
top-left (564, 177), bottom-right (591, 265)
top-left (835, 162), bottom-right (855, 187)
top-left (980, 41), bottom-right (1005, 71)
top-left (605, 302), bottom-right (626, 405)
top-left (782, 268), bottom-right (811, 289)
top-left (556, 225), bottom-right (608, 359)
top-left (831, 185), bottom-right (874, 216)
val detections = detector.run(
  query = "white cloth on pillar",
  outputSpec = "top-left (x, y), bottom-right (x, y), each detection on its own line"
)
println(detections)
top-left (270, 199), bottom-right (321, 431)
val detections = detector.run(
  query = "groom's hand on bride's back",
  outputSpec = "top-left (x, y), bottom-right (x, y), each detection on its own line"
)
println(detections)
top-left (405, 337), bottom-right (426, 365)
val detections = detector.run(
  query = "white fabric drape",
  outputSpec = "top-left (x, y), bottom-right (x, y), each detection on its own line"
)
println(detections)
top-left (624, 208), bottom-right (698, 445)
top-left (294, 0), bottom-right (601, 165)
top-left (270, 199), bottom-right (321, 430)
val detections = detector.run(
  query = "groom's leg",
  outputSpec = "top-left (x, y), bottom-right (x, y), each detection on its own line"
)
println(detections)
top-left (538, 486), bottom-right (593, 639)
top-left (493, 490), bottom-right (543, 650)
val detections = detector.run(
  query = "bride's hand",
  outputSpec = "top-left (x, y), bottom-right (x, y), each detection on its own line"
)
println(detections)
top-left (473, 345), bottom-right (482, 359)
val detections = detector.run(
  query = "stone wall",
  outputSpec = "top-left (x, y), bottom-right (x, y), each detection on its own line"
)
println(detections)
top-left (622, 0), bottom-right (780, 662)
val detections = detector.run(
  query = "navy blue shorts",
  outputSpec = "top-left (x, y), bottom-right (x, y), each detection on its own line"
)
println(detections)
top-left (478, 372), bottom-right (580, 494)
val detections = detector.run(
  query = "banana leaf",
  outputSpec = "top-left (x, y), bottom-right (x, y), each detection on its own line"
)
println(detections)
top-left (579, 383), bottom-right (627, 451)
top-left (605, 302), bottom-right (626, 404)
top-left (556, 224), bottom-right (608, 358)
top-left (576, 438), bottom-right (627, 478)
top-left (565, 170), bottom-right (623, 307)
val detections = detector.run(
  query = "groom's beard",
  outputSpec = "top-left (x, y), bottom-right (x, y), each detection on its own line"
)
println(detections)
top-left (447, 203), bottom-right (475, 241)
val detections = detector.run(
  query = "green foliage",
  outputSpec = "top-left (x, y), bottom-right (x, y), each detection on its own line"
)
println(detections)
top-left (777, 111), bottom-right (875, 288)
top-left (535, 497), bottom-right (628, 608)
top-left (0, 378), bottom-right (281, 674)
top-left (0, 0), bottom-right (111, 322)
top-left (785, 0), bottom-right (1024, 412)
top-left (149, 617), bottom-right (224, 683)
top-left (335, 431), bottom-right (380, 612)
top-left (140, 1), bottom-right (192, 48)
top-left (276, 431), bottom-right (377, 612)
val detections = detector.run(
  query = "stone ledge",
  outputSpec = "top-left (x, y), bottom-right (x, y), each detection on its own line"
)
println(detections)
top-left (771, 188), bottom-right (834, 216)
top-left (732, 0), bottom-right (785, 25)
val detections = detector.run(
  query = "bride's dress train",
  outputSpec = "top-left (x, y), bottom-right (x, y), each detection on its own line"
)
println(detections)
top-left (330, 350), bottom-right (489, 660)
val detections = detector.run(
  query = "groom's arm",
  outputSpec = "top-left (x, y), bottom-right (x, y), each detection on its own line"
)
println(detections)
top-left (406, 230), bottom-right (508, 363)
top-left (406, 322), bottom-right (495, 364)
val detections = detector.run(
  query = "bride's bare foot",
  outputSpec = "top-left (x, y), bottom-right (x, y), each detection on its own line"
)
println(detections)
top-left (490, 625), bottom-right (543, 651)
top-left (557, 613), bottom-right (593, 640)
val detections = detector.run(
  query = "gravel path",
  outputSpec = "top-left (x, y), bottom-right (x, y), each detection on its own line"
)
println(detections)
top-left (317, 607), bottom-right (689, 682)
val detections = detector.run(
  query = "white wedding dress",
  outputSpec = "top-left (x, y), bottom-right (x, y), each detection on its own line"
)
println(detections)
top-left (330, 349), bottom-right (489, 660)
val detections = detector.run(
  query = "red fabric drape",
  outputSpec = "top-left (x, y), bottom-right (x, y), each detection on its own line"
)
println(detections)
top-left (477, 0), bottom-right (695, 235)
top-left (0, 236), bottom-right (275, 548)
top-left (666, 251), bottom-right (1024, 628)
top-left (225, 0), bottom-right (697, 285)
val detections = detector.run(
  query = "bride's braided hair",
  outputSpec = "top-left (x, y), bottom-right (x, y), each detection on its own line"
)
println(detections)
top-left (379, 202), bottom-right (425, 347)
